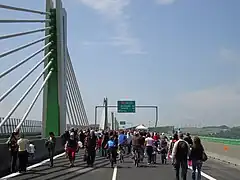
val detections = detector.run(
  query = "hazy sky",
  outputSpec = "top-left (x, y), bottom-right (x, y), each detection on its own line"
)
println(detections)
top-left (1, 0), bottom-right (240, 128)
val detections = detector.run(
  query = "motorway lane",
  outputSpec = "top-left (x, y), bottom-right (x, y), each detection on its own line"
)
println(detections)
top-left (3, 151), bottom-right (240, 180)
top-left (201, 158), bottom-right (240, 180)
top-left (116, 156), bottom-right (209, 180)
top-left (3, 151), bottom-right (112, 180)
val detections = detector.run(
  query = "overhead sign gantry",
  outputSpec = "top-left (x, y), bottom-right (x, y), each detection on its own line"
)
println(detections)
top-left (94, 98), bottom-right (159, 129)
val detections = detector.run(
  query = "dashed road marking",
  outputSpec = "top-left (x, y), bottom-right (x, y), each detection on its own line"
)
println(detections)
top-left (112, 166), bottom-right (117, 180)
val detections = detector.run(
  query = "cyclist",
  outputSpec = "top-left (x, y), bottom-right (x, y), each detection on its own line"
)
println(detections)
top-left (118, 131), bottom-right (127, 153)
top-left (131, 132), bottom-right (141, 162)
top-left (139, 132), bottom-right (146, 161)
top-left (105, 136), bottom-right (117, 167)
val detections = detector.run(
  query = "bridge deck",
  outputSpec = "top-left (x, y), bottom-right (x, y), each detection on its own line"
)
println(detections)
top-left (1, 151), bottom-right (240, 180)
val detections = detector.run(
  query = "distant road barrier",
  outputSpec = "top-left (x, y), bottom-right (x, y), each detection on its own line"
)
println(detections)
top-left (199, 136), bottom-right (240, 166)
top-left (199, 136), bottom-right (240, 146)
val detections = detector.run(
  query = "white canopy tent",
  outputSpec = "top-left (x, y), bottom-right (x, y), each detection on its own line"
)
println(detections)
top-left (135, 124), bottom-right (148, 130)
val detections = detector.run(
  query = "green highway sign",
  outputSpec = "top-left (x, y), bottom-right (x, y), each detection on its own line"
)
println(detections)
top-left (117, 100), bottom-right (135, 113)
top-left (119, 121), bottom-right (126, 125)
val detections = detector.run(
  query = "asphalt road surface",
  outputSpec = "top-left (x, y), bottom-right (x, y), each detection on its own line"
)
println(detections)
top-left (2, 151), bottom-right (240, 180)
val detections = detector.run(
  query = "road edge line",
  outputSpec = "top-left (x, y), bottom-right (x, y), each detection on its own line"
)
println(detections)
top-left (0, 152), bottom-right (65, 180)
top-left (188, 166), bottom-right (217, 180)
top-left (169, 155), bottom-right (217, 180)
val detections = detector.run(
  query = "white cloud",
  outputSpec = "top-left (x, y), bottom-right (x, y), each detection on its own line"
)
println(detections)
top-left (78, 0), bottom-right (146, 54)
top-left (220, 48), bottom-right (240, 63)
top-left (174, 84), bottom-right (240, 126)
top-left (79, 0), bottom-right (130, 18)
top-left (178, 85), bottom-right (240, 109)
top-left (155, 0), bottom-right (176, 5)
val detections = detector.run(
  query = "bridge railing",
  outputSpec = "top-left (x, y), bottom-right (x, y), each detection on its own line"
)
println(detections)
top-left (0, 117), bottom-right (41, 135)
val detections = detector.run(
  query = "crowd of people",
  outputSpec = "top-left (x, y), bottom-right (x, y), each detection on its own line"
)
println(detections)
top-left (61, 128), bottom-right (207, 180)
top-left (6, 127), bottom-right (207, 180)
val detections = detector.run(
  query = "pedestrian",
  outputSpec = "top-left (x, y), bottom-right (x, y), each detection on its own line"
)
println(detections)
top-left (17, 134), bottom-right (29, 173)
top-left (172, 133), bottom-right (190, 180)
top-left (45, 132), bottom-right (56, 167)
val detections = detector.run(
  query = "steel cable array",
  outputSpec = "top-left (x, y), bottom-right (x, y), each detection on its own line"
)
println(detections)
top-left (0, 4), bottom-right (53, 134)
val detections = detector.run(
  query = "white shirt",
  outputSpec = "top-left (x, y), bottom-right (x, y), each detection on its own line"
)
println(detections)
top-left (127, 134), bottom-right (132, 144)
top-left (145, 137), bottom-right (154, 147)
top-left (17, 138), bottom-right (29, 152)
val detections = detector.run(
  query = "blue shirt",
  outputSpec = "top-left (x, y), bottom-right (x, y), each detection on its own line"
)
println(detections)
top-left (107, 140), bottom-right (115, 148)
top-left (118, 134), bottom-right (126, 145)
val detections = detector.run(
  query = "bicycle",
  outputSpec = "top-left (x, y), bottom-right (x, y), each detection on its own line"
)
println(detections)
top-left (108, 148), bottom-right (116, 168)
top-left (119, 146), bottom-right (124, 163)
top-left (109, 151), bottom-right (114, 168)
top-left (133, 148), bottom-right (140, 167)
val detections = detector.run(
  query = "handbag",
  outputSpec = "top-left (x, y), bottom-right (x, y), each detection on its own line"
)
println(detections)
top-left (202, 151), bottom-right (208, 162)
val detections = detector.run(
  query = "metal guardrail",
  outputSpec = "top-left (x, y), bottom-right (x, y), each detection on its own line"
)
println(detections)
top-left (0, 117), bottom-right (41, 134)
top-left (200, 136), bottom-right (240, 145)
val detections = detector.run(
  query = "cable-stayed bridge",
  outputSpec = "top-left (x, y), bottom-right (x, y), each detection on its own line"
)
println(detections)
top-left (0, 1), bottom-right (240, 180)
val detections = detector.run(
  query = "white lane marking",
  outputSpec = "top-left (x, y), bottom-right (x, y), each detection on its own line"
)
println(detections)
top-left (112, 166), bottom-right (117, 180)
top-left (169, 155), bottom-right (217, 180)
top-left (188, 166), bottom-right (217, 180)
top-left (0, 152), bottom-right (65, 180)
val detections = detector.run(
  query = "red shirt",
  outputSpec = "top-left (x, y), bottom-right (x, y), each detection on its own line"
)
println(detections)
top-left (153, 135), bottom-right (159, 141)
top-left (97, 139), bottom-right (102, 148)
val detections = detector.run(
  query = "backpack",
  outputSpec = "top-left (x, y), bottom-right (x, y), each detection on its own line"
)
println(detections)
top-left (176, 141), bottom-right (188, 159)
top-left (161, 139), bottom-right (167, 147)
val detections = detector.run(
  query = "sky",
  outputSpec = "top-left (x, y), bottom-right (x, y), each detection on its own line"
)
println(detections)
top-left (0, 0), bottom-right (240, 128)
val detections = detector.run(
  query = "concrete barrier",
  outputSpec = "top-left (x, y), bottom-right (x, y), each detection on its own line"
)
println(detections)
top-left (0, 137), bottom-right (64, 177)
top-left (202, 140), bottom-right (240, 166)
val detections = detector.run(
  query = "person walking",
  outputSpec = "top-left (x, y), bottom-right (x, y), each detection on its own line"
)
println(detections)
top-left (66, 132), bottom-right (78, 167)
top-left (7, 132), bottom-right (19, 173)
top-left (172, 133), bottom-right (190, 180)
top-left (190, 136), bottom-right (206, 180)
top-left (46, 132), bottom-right (56, 167)
top-left (84, 130), bottom-right (97, 167)
top-left (145, 133), bottom-right (154, 165)
top-left (17, 134), bottom-right (29, 173)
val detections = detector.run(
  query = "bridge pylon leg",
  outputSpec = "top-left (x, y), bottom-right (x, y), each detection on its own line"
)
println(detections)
top-left (42, 0), bottom-right (66, 137)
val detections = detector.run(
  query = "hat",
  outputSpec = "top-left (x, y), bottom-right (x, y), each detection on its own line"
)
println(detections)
top-left (70, 132), bottom-right (74, 136)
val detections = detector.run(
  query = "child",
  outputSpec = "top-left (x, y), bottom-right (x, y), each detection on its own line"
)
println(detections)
top-left (97, 136), bottom-right (102, 156)
top-left (28, 142), bottom-right (36, 160)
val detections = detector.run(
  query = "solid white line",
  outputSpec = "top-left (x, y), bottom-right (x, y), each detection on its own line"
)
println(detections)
top-left (188, 166), bottom-right (217, 180)
top-left (169, 155), bottom-right (217, 180)
top-left (112, 166), bottom-right (117, 180)
top-left (0, 152), bottom-right (65, 180)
